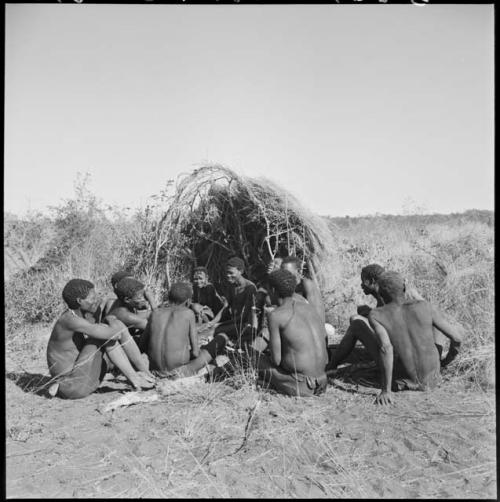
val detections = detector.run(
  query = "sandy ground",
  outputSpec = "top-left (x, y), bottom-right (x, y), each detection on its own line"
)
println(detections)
top-left (5, 328), bottom-right (497, 499)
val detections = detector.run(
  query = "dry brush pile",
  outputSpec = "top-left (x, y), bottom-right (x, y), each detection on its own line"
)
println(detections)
top-left (124, 165), bottom-right (335, 292)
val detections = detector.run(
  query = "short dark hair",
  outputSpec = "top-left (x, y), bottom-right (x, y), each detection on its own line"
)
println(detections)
top-left (268, 270), bottom-right (297, 298)
top-left (168, 282), bottom-right (193, 304)
top-left (62, 279), bottom-right (95, 310)
top-left (361, 264), bottom-right (385, 282)
top-left (227, 257), bottom-right (245, 272)
top-left (193, 266), bottom-right (208, 277)
top-left (281, 256), bottom-right (302, 269)
top-left (377, 271), bottom-right (405, 301)
top-left (111, 270), bottom-right (132, 288)
top-left (115, 277), bottom-right (145, 301)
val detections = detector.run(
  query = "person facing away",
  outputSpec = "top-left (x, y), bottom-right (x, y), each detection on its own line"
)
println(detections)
top-left (352, 263), bottom-right (449, 358)
top-left (280, 256), bottom-right (325, 324)
top-left (256, 269), bottom-right (329, 397)
top-left (107, 277), bottom-right (156, 352)
top-left (366, 271), bottom-right (463, 405)
top-left (190, 266), bottom-right (224, 324)
top-left (46, 279), bottom-right (154, 399)
top-left (140, 282), bottom-right (227, 378)
top-left (99, 270), bottom-right (157, 321)
top-left (214, 257), bottom-right (257, 346)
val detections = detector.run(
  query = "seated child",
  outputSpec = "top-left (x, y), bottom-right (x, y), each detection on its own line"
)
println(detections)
top-left (46, 279), bottom-right (154, 399)
top-left (255, 269), bottom-right (329, 397)
top-left (100, 270), bottom-right (157, 320)
top-left (191, 266), bottom-right (225, 324)
top-left (140, 282), bottom-right (228, 378)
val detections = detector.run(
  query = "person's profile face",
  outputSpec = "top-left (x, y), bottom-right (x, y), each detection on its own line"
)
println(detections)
top-left (226, 266), bottom-right (241, 284)
top-left (361, 276), bottom-right (377, 295)
top-left (127, 288), bottom-right (148, 309)
top-left (281, 262), bottom-right (300, 284)
top-left (78, 288), bottom-right (100, 314)
top-left (193, 271), bottom-right (208, 288)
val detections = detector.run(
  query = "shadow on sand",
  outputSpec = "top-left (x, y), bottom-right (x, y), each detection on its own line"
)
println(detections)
top-left (6, 371), bottom-right (55, 397)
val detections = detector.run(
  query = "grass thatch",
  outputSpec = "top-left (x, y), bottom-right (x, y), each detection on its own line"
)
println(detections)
top-left (151, 164), bottom-right (334, 289)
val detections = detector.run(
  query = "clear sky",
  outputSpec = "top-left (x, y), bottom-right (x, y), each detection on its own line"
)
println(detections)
top-left (5, 4), bottom-right (494, 217)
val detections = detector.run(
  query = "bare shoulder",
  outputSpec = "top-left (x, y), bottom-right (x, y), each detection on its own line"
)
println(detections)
top-left (403, 299), bottom-right (431, 313)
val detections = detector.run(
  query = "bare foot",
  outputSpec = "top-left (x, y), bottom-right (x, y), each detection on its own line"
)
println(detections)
top-left (130, 375), bottom-right (155, 390)
top-left (137, 371), bottom-right (155, 383)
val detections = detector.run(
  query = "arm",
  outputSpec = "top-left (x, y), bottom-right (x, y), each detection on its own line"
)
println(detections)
top-left (64, 314), bottom-right (125, 341)
top-left (431, 305), bottom-right (464, 367)
top-left (113, 307), bottom-right (149, 331)
top-left (368, 313), bottom-right (394, 405)
top-left (143, 288), bottom-right (157, 310)
top-left (303, 279), bottom-right (325, 323)
top-left (139, 315), bottom-right (152, 352)
top-left (188, 311), bottom-right (200, 358)
top-left (207, 297), bottom-right (229, 327)
top-left (268, 312), bottom-right (282, 367)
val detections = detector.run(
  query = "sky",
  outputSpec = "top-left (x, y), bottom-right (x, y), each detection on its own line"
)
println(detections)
top-left (4, 3), bottom-right (494, 218)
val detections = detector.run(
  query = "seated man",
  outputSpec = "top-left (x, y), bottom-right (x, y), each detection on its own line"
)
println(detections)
top-left (107, 277), bottom-right (155, 351)
top-left (280, 255), bottom-right (335, 343)
top-left (333, 271), bottom-right (464, 405)
top-left (140, 282), bottom-right (228, 378)
top-left (190, 266), bottom-right (225, 324)
top-left (46, 279), bottom-right (154, 399)
top-left (256, 269), bottom-right (329, 397)
top-left (213, 257), bottom-right (258, 347)
top-left (99, 270), bottom-right (157, 320)
top-left (349, 263), bottom-right (448, 358)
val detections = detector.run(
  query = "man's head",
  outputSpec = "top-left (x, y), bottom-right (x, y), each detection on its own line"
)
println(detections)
top-left (192, 266), bottom-right (209, 288)
top-left (377, 271), bottom-right (405, 303)
top-left (62, 279), bottom-right (99, 313)
top-left (111, 270), bottom-right (133, 290)
top-left (115, 277), bottom-right (147, 309)
top-left (360, 263), bottom-right (385, 296)
top-left (226, 257), bottom-right (245, 284)
top-left (280, 256), bottom-right (302, 284)
top-left (168, 282), bottom-right (193, 305)
top-left (268, 269), bottom-right (297, 300)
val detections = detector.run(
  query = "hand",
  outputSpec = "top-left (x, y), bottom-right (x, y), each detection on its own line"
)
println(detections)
top-left (441, 345), bottom-right (460, 368)
top-left (104, 314), bottom-right (117, 324)
top-left (374, 390), bottom-right (394, 406)
top-left (357, 305), bottom-right (372, 317)
top-left (221, 296), bottom-right (228, 309)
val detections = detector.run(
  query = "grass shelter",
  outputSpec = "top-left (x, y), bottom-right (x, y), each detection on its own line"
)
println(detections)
top-left (150, 165), bottom-right (334, 292)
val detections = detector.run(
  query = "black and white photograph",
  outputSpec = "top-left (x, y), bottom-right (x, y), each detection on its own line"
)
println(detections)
top-left (4, 1), bottom-right (494, 498)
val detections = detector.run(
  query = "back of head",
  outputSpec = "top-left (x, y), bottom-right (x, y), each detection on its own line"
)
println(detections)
top-left (361, 263), bottom-right (385, 282)
top-left (268, 269), bottom-right (297, 299)
top-left (168, 282), bottom-right (193, 304)
top-left (227, 256), bottom-right (245, 272)
top-left (111, 270), bottom-right (132, 289)
top-left (115, 277), bottom-right (145, 301)
top-left (377, 271), bottom-right (405, 302)
top-left (62, 278), bottom-right (94, 309)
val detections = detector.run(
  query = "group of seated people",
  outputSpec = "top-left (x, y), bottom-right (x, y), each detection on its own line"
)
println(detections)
top-left (46, 257), bottom-right (464, 404)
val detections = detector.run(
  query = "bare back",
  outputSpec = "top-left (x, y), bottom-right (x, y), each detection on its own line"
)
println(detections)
top-left (47, 313), bottom-right (86, 377)
top-left (146, 306), bottom-right (195, 372)
top-left (371, 300), bottom-right (440, 388)
top-left (271, 299), bottom-right (328, 377)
